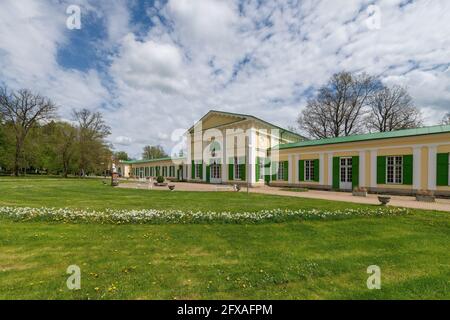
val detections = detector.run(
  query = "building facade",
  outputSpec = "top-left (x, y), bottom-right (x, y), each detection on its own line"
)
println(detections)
top-left (118, 110), bottom-right (450, 196)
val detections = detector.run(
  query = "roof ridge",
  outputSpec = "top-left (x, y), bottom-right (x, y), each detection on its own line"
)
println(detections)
top-left (276, 124), bottom-right (450, 150)
top-left (205, 109), bottom-right (306, 140)
top-left (120, 156), bottom-right (186, 164)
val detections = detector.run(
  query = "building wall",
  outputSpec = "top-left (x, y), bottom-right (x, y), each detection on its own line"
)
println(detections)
top-left (121, 159), bottom-right (187, 180)
top-left (270, 132), bottom-right (450, 195)
top-left (187, 117), bottom-right (293, 186)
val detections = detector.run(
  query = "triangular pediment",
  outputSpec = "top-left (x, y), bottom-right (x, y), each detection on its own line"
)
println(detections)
top-left (190, 111), bottom-right (247, 132)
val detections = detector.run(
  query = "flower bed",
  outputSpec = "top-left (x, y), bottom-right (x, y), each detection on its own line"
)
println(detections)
top-left (0, 206), bottom-right (409, 225)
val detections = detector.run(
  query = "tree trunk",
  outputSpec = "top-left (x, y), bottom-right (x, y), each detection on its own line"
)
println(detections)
top-left (14, 138), bottom-right (22, 177)
top-left (63, 161), bottom-right (68, 178)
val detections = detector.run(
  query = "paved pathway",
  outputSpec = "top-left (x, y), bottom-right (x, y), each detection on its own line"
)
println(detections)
top-left (251, 187), bottom-right (450, 212)
top-left (118, 181), bottom-right (450, 212)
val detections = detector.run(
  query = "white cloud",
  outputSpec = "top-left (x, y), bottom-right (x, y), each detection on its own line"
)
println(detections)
top-left (111, 34), bottom-right (189, 93)
top-left (1, 0), bottom-right (449, 158)
top-left (114, 135), bottom-right (133, 146)
top-left (166, 0), bottom-right (238, 46)
top-left (0, 0), bottom-right (110, 119)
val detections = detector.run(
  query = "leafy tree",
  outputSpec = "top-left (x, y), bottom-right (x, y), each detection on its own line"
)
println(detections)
top-left (114, 151), bottom-right (130, 161)
top-left (41, 121), bottom-right (78, 177)
top-left (142, 145), bottom-right (168, 160)
top-left (0, 87), bottom-right (56, 175)
top-left (72, 108), bottom-right (111, 176)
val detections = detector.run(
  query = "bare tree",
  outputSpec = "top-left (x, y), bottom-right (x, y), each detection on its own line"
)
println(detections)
top-left (365, 85), bottom-right (422, 132)
top-left (441, 112), bottom-right (450, 125)
top-left (73, 108), bottom-right (111, 176)
top-left (0, 87), bottom-right (56, 176)
top-left (297, 72), bottom-right (378, 138)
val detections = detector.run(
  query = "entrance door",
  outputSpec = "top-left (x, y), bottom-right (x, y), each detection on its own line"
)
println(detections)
top-left (210, 164), bottom-right (222, 184)
top-left (177, 166), bottom-right (183, 180)
top-left (340, 157), bottom-right (353, 190)
top-left (258, 159), bottom-right (265, 182)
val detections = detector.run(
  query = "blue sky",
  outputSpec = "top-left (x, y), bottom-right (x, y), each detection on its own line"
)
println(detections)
top-left (0, 0), bottom-right (449, 159)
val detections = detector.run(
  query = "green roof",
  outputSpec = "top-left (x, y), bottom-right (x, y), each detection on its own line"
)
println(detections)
top-left (275, 125), bottom-right (450, 150)
top-left (120, 156), bottom-right (186, 164)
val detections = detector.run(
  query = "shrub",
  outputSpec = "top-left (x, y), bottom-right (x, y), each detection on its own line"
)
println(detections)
top-left (156, 176), bottom-right (164, 183)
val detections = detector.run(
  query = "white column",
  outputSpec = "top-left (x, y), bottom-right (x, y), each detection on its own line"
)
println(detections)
top-left (294, 154), bottom-right (300, 184)
top-left (248, 128), bottom-right (257, 185)
top-left (186, 133), bottom-right (192, 180)
top-left (319, 153), bottom-right (324, 185)
top-left (428, 146), bottom-right (437, 190)
top-left (222, 132), bottom-right (227, 182)
top-left (359, 151), bottom-right (366, 187)
top-left (370, 150), bottom-right (377, 188)
top-left (203, 160), bottom-right (207, 182)
top-left (327, 153), bottom-right (333, 186)
top-left (288, 154), bottom-right (293, 184)
top-left (413, 147), bottom-right (422, 190)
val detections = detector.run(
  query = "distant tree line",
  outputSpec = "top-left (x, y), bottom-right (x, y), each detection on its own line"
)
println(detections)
top-left (296, 71), bottom-right (447, 139)
top-left (0, 86), bottom-right (115, 177)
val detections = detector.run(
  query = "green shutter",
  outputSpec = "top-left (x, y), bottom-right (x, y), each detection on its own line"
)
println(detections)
top-left (191, 161), bottom-right (195, 179)
top-left (264, 161), bottom-right (270, 183)
top-left (271, 162), bottom-right (277, 181)
top-left (228, 164), bottom-right (234, 181)
top-left (206, 165), bottom-right (210, 183)
top-left (352, 156), bottom-right (359, 189)
top-left (283, 161), bottom-right (289, 181)
top-left (333, 157), bottom-right (340, 190)
top-left (299, 160), bottom-right (304, 182)
top-left (313, 159), bottom-right (320, 182)
top-left (403, 155), bottom-right (413, 185)
top-left (228, 157), bottom-right (234, 181)
top-left (239, 164), bottom-right (246, 181)
top-left (255, 157), bottom-right (260, 182)
top-left (377, 156), bottom-right (386, 185)
top-left (437, 153), bottom-right (449, 186)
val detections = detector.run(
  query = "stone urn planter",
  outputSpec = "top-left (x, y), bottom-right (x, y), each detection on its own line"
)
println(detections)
top-left (154, 182), bottom-right (168, 187)
top-left (352, 187), bottom-right (368, 197)
top-left (415, 190), bottom-right (435, 202)
top-left (168, 185), bottom-right (175, 191)
top-left (378, 195), bottom-right (391, 206)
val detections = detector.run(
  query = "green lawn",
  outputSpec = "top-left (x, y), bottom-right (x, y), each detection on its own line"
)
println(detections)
top-left (0, 177), bottom-right (449, 299)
